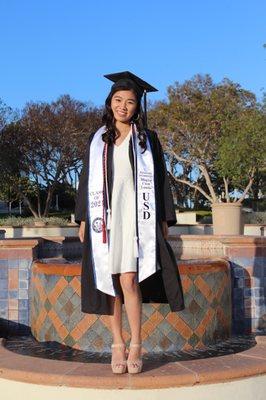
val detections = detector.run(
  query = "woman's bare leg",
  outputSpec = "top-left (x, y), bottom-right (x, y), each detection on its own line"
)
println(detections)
top-left (108, 295), bottom-right (126, 365)
top-left (109, 295), bottom-right (124, 343)
top-left (119, 272), bottom-right (142, 362)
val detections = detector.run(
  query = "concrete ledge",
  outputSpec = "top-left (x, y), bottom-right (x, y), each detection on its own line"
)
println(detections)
top-left (0, 374), bottom-right (266, 400)
top-left (2, 224), bottom-right (265, 239)
top-left (32, 258), bottom-right (230, 275)
top-left (0, 238), bottom-right (40, 248)
top-left (0, 336), bottom-right (266, 390)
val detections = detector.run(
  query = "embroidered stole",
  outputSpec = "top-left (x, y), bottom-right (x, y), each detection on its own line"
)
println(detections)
top-left (88, 124), bottom-right (156, 296)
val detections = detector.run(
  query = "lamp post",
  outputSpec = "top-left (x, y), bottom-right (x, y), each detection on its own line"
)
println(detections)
top-left (8, 186), bottom-right (11, 216)
top-left (55, 194), bottom-right (59, 211)
top-left (18, 183), bottom-right (22, 215)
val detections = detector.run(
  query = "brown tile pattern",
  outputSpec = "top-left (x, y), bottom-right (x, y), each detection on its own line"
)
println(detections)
top-left (30, 260), bottom-right (231, 352)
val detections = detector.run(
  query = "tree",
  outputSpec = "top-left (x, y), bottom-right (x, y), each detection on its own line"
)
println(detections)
top-left (0, 95), bottom-right (102, 217)
top-left (0, 100), bottom-right (21, 212)
top-left (0, 98), bottom-right (14, 131)
top-left (149, 74), bottom-right (266, 206)
top-left (215, 107), bottom-right (266, 202)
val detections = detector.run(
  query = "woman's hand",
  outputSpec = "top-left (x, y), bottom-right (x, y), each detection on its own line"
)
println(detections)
top-left (79, 221), bottom-right (85, 243)
top-left (162, 221), bottom-right (168, 240)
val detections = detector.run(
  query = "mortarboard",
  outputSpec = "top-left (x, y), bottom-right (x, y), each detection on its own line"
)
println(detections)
top-left (104, 71), bottom-right (158, 127)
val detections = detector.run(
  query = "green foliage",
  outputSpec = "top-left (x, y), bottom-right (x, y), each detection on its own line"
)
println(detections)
top-left (149, 74), bottom-right (265, 204)
top-left (216, 109), bottom-right (266, 187)
top-left (0, 95), bottom-right (102, 217)
top-left (0, 176), bottom-right (38, 203)
top-left (0, 216), bottom-right (69, 227)
top-left (243, 212), bottom-right (266, 224)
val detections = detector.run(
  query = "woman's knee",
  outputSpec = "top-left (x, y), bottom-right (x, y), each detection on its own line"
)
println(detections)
top-left (119, 273), bottom-right (138, 294)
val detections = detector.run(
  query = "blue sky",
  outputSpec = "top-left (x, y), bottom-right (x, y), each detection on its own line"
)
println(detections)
top-left (0, 0), bottom-right (265, 111)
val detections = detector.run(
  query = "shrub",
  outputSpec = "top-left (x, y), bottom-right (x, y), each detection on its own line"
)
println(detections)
top-left (0, 216), bottom-right (69, 227)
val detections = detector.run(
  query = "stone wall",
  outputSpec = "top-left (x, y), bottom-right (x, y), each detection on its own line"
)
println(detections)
top-left (0, 239), bottom-right (39, 335)
top-left (223, 237), bottom-right (265, 334)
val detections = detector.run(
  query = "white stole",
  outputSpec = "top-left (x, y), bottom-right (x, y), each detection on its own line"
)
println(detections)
top-left (88, 124), bottom-right (156, 296)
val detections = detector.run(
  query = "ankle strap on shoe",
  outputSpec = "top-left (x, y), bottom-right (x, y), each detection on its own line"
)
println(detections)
top-left (111, 343), bottom-right (125, 348)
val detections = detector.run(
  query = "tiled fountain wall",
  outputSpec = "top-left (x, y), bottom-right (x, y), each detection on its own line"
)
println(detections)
top-left (0, 239), bottom-right (38, 335)
top-left (30, 259), bottom-right (231, 352)
top-left (0, 235), bottom-right (265, 336)
top-left (0, 237), bottom-right (80, 335)
top-left (171, 236), bottom-right (266, 334)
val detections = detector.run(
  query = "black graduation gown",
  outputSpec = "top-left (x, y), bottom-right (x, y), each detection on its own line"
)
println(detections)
top-left (74, 129), bottom-right (184, 315)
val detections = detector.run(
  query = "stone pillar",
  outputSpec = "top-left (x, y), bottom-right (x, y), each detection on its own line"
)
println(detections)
top-left (0, 239), bottom-right (39, 336)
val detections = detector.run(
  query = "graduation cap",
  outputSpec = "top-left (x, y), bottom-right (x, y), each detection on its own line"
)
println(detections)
top-left (104, 71), bottom-right (158, 127)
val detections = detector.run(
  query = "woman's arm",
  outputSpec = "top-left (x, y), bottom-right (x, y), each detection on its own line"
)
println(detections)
top-left (79, 221), bottom-right (85, 243)
top-left (162, 220), bottom-right (169, 240)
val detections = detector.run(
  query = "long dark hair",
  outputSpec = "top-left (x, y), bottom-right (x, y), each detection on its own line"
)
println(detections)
top-left (102, 85), bottom-right (147, 152)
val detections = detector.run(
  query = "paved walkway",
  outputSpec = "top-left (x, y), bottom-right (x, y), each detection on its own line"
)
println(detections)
top-left (0, 334), bottom-right (265, 389)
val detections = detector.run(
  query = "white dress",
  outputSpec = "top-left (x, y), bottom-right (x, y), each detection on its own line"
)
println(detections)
top-left (108, 131), bottom-right (137, 274)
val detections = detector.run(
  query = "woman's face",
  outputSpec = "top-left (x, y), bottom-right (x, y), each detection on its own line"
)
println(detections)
top-left (110, 90), bottom-right (138, 123)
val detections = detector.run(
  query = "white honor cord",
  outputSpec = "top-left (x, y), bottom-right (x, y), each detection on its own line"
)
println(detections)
top-left (131, 124), bottom-right (139, 258)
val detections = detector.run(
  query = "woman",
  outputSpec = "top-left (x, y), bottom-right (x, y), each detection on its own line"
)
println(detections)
top-left (75, 71), bottom-right (184, 374)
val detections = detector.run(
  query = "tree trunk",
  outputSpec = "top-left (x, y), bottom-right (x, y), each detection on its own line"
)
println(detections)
top-left (36, 187), bottom-right (42, 217)
top-left (237, 170), bottom-right (255, 203)
top-left (193, 190), bottom-right (199, 210)
top-left (43, 185), bottom-right (55, 217)
top-left (22, 194), bottom-right (38, 218)
top-left (223, 177), bottom-right (230, 202)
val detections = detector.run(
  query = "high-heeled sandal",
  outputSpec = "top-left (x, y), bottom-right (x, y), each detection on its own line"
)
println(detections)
top-left (111, 343), bottom-right (127, 374)
top-left (127, 343), bottom-right (143, 374)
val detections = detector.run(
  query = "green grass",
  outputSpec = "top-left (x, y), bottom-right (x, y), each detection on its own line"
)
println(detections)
top-left (47, 211), bottom-right (72, 219)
